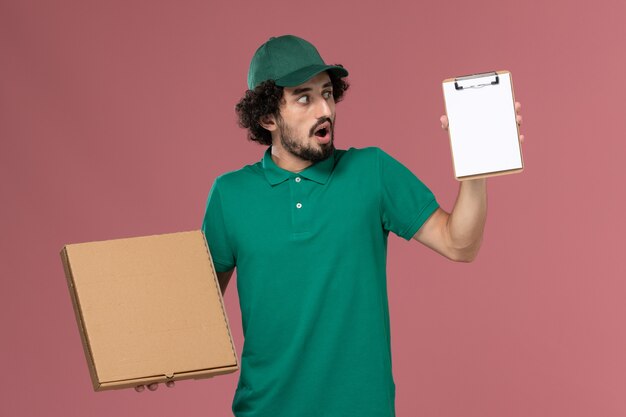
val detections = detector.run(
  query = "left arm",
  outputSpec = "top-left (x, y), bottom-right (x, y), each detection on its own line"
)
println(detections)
top-left (413, 101), bottom-right (523, 262)
top-left (413, 178), bottom-right (487, 262)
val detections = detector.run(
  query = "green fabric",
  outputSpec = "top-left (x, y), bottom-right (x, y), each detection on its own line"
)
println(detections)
top-left (202, 146), bottom-right (439, 417)
top-left (247, 35), bottom-right (348, 89)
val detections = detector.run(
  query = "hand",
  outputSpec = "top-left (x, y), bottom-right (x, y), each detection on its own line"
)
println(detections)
top-left (134, 380), bottom-right (176, 392)
top-left (440, 101), bottom-right (525, 143)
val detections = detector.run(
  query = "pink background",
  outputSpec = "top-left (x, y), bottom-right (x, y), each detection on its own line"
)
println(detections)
top-left (2, 0), bottom-right (625, 416)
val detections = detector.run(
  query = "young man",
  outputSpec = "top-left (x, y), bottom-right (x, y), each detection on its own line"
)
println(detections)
top-left (142, 35), bottom-right (524, 416)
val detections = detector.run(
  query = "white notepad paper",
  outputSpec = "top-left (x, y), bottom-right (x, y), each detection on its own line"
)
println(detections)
top-left (442, 71), bottom-right (523, 180)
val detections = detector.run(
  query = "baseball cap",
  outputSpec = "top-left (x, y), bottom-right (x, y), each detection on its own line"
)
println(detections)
top-left (247, 35), bottom-right (349, 90)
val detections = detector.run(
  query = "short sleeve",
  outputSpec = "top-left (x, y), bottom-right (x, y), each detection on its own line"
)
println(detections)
top-left (201, 179), bottom-right (236, 272)
top-left (377, 148), bottom-right (439, 240)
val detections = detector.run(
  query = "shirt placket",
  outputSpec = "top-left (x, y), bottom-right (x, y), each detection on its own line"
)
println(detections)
top-left (290, 175), bottom-right (310, 237)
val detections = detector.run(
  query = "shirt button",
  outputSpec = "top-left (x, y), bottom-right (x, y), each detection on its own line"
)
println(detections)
top-left (295, 177), bottom-right (301, 183)
top-left (296, 202), bottom-right (302, 209)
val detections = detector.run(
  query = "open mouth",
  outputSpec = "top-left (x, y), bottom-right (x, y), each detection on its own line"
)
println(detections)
top-left (313, 121), bottom-right (331, 138)
top-left (315, 127), bottom-right (328, 137)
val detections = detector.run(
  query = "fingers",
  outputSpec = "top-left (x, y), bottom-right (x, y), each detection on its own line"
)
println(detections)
top-left (135, 381), bottom-right (176, 392)
top-left (440, 115), bottom-right (449, 130)
top-left (515, 102), bottom-right (524, 143)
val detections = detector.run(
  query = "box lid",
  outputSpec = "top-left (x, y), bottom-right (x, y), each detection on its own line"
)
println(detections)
top-left (61, 230), bottom-right (238, 390)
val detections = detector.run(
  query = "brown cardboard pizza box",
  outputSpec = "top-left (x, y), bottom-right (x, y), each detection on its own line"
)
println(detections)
top-left (60, 230), bottom-right (238, 391)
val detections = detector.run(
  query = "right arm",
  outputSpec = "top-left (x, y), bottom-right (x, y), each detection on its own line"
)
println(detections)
top-left (203, 180), bottom-right (236, 297)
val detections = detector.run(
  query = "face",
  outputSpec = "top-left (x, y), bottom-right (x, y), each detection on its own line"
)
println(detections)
top-left (272, 72), bottom-right (336, 163)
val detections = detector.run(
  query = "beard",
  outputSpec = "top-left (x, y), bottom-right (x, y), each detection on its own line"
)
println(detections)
top-left (276, 116), bottom-right (335, 163)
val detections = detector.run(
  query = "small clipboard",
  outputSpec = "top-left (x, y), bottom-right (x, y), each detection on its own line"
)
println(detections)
top-left (442, 70), bottom-right (524, 180)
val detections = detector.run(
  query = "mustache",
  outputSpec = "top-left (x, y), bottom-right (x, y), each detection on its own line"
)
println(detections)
top-left (309, 117), bottom-right (333, 137)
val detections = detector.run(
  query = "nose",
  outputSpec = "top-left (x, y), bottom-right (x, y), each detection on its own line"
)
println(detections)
top-left (316, 96), bottom-right (333, 118)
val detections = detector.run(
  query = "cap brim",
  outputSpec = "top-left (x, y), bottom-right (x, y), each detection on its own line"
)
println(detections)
top-left (275, 64), bottom-right (349, 87)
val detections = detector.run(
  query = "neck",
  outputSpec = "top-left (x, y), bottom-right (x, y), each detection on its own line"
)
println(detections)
top-left (270, 143), bottom-right (313, 173)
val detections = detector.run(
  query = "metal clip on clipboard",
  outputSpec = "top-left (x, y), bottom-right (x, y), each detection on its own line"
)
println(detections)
top-left (454, 71), bottom-right (499, 90)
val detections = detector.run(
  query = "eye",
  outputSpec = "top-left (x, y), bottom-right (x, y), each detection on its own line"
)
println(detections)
top-left (297, 95), bottom-right (309, 104)
top-left (322, 91), bottom-right (333, 99)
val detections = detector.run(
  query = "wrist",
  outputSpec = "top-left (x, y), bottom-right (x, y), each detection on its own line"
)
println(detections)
top-left (460, 177), bottom-right (487, 191)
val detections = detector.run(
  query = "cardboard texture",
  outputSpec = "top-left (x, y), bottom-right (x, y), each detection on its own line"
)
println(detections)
top-left (60, 230), bottom-right (238, 391)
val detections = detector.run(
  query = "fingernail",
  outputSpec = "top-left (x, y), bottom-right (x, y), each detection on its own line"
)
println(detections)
top-left (135, 385), bottom-right (145, 393)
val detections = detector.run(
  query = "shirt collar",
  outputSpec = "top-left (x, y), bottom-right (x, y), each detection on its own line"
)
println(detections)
top-left (261, 146), bottom-right (336, 186)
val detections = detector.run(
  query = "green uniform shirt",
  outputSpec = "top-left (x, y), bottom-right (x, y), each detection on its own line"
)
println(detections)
top-left (202, 146), bottom-right (439, 417)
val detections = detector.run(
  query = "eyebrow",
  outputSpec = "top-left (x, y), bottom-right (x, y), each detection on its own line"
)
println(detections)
top-left (291, 81), bottom-right (333, 96)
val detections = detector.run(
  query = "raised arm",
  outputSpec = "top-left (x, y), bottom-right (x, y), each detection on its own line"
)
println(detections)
top-left (413, 102), bottom-right (524, 262)
top-left (412, 179), bottom-right (486, 262)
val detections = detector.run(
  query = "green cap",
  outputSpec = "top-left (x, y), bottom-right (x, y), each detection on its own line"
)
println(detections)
top-left (247, 35), bottom-right (349, 90)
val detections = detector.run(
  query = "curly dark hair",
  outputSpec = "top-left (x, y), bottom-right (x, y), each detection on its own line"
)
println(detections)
top-left (235, 69), bottom-right (350, 146)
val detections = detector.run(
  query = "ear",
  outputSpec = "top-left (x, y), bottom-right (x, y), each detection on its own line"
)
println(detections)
top-left (259, 114), bottom-right (278, 132)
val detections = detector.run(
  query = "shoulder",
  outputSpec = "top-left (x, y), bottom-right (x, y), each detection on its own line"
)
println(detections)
top-left (336, 147), bottom-right (406, 175)
top-left (336, 146), bottom-right (386, 166)
top-left (212, 160), bottom-right (264, 189)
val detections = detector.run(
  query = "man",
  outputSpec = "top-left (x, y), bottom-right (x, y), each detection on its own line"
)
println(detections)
top-left (139, 35), bottom-right (524, 417)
